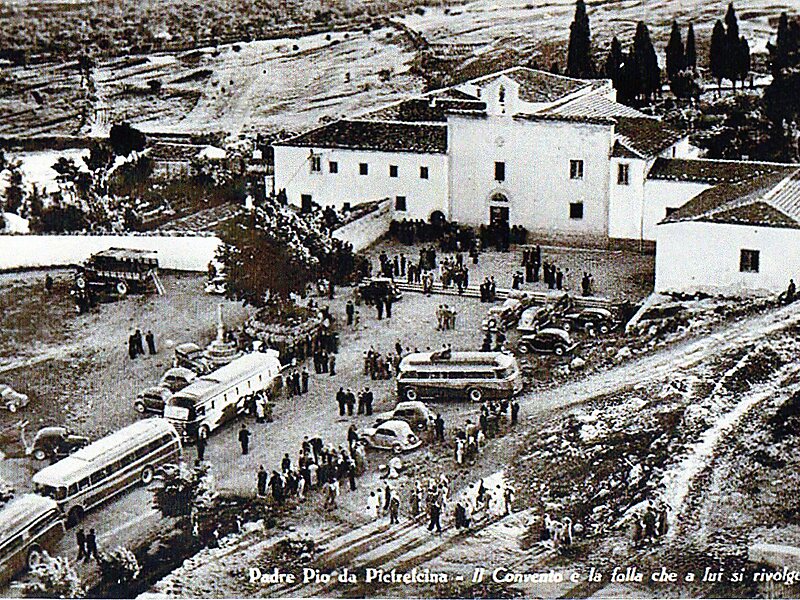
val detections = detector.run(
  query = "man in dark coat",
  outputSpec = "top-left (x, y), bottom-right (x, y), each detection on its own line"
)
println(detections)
top-left (329, 354), bottom-right (336, 376)
top-left (76, 528), bottom-right (86, 560)
top-left (301, 368), bottom-right (309, 394)
top-left (85, 528), bottom-right (98, 561)
top-left (346, 300), bottom-right (355, 325)
top-left (146, 330), bottom-right (156, 355)
top-left (345, 389), bottom-right (355, 416)
top-left (511, 400), bottom-right (520, 425)
top-left (281, 453), bottom-right (291, 472)
top-left (238, 424), bottom-right (251, 455)
top-left (128, 334), bottom-right (137, 359)
top-left (434, 414), bottom-right (445, 443)
top-left (134, 329), bottom-right (145, 356)
top-left (270, 471), bottom-right (284, 504)
top-left (196, 431), bottom-right (207, 461)
top-left (336, 387), bottom-right (346, 416)
top-left (257, 465), bottom-right (268, 496)
top-left (385, 297), bottom-right (393, 318)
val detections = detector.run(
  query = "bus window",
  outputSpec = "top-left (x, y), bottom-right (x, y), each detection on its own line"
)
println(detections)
top-left (197, 406), bottom-right (206, 417)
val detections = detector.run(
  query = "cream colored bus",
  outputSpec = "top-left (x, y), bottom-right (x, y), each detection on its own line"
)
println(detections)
top-left (0, 494), bottom-right (65, 586)
top-left (32, 418), bottom-right (181, 526)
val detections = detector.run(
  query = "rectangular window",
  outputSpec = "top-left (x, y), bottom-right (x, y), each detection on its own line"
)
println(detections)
top-left (420, 166), bottom-right (429, 179)
top-left (617, 163), bottom-right (630, 185)
top-left (328, 161), bottom-right (338, 174)
top-left (389, 165), bottom-right (398, 178)
top-left (570, 159), bottom-right (584, 180)
top-left (359, 163), bottom-right (369, 175)
top-left (740, 249), bottom-right (760, 273)
top-left (569, 202), bottom-right (584, 219)
top-left (395, 196), bottom-right (407, 211)
top-left (495, 161), bottom-right (505, 182)
top-left (310, 155), bottom-right (321, 172)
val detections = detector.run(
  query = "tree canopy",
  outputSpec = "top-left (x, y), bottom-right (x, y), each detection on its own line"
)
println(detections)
top-left (666, 21), bottom-right (686, 82)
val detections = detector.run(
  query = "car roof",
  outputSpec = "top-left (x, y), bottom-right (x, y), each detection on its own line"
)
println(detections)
top-left (394, 401), bottom-right (427, 412)
top-left (175, 342), bottom-right (203, 353)
top-left (0, 494), bottom-right (60, 539)
top-left (537, 328), bottom-right (571, 339)
top-left (161, 367), bottom-right (196, 379)
top-left (375, 420), bottom-right (414, 434)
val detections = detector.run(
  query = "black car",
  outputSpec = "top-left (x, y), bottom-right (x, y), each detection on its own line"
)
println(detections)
top-left (517, 328), bottom-right (578, 356)
top-left (28, 427), bottom-right (90, 461)
top-left (134, 386), bottom-right (172, 415)
top-left (561, 308), bottom-right (618, 335)
top-left (358, 277), bottom-right (402, 305)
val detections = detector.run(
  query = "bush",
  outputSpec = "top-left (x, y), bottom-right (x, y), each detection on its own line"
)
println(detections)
top-left (22, 552), bottom-right (85, 598)
top-left (98, 546), bottom-right (140, 586)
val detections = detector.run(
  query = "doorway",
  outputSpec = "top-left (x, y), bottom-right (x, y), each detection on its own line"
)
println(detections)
top-left (489, 205), bottom-right (509, 228)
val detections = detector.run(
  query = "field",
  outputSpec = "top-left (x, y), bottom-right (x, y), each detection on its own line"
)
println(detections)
top-left (0, 0), bottom-right (795, 139)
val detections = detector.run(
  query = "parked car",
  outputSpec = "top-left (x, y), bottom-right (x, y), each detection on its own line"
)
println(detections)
top-left (375, 401), bottom-right (433, 431)
top-left (0, 384), bottom-right (29, 413)
top-left (173, 342), bottom-right (211, 375)
top-left (517, 328), bottom-right (577, 356)
top-left (482, 298), bottom-right (525, 332)
top-left (28, 427), bottom-right (89, 461)
top-left (561, 307), bottom-right (618, 335)
top-left (358, 277), bottom-right (402, 305)
top-left (159, 367), bottom-right (197, 393)
top-left (134, 386), bottom-right (172, 415)
top-left (360, 420), bottom-right (422, 453)
top-left (517, 305), bottom-right (556, 334)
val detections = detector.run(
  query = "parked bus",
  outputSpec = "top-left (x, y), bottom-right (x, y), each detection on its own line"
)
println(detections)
top-left (0, 494), bottom-right (65, 586)
top-left (396, 351), bottom-right (523, 403)
top-left (164, 350), bottom-right (282, 442)
top-left (32, 419), bottom-right (181, 526)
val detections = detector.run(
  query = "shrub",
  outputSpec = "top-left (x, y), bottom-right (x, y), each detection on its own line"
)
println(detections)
top-left (22, 552), bottom-right (85, 598)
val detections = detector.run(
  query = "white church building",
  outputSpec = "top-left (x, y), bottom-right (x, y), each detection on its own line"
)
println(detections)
top-left (272, 64), bottom-right (800, 286)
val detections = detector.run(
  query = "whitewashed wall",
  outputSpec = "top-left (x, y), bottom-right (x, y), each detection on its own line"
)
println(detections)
top-left (642, 180), bottom-right (711, 241)
top-left (447, 114), bottom-right (614, 243)
top-left (655, 221), bottom-right (800, 294)
top-left (272, 145), bottom-right (449, 221)
top-left (333, 199), bottom-right (392, 252)
top-left (608, 157), bottom-right (649, 241)
top-left (0, 234), bottom-right (222, 271)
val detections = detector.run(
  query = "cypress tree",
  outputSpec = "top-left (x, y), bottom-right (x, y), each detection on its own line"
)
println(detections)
top-left (605, 37), bottom-right (623, 78)
top-left (567, 0), bottom-right (593, 78)
top-left (724, 3), bottom-right (740, 87)
top-left (738, 36), bottom-right (751, 86)
top-left (775, 12), bottom-right (791, 72)
top-left (633, 22), bottom-right (660, 101)
top-left (686, 23), bottom-right (697, 72)
top-left (666, 20), bottom-right (686, 82)
top-left (710, 20), bottom-right (727, 91)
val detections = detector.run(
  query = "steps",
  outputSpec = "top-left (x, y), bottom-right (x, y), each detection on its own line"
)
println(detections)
top-left (393, 281), bottom-right (612, 309)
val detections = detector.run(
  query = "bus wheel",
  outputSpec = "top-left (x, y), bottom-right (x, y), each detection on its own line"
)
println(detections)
top-left (32, 449), bottom-right (47, 461)
top-left (7, 402), bottom-right (16, 413)
top-left (404, 387), bottom-right (418, 401)
top-left (67, 506), bottom-right (84, 528)
top-left (134, 401), bottom-right (146, 414)
top-left (116, 281), bottom-right (128, 296)
top-left (27, 546), bottom-right (43, 569)
top-left (554, 346), bottom-right (565, 357)
top-left (141, 466), bottom-right (155, 484)
top-left (467, 387), bottom-right (483, 402)
top-left (518, 342), bottom-right (530, 354)
top-left (392, 444), bottom-right (403, 454)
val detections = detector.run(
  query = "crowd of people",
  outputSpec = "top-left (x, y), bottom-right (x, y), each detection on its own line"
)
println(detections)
top-left (127, 328), bottom-right (157, 359)
top-left (363, 345), bottom-right (401, 380)
top-left (255, 433), bottom-right (369, 508)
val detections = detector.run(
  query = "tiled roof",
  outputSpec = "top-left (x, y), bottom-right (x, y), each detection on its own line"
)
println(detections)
top-left (648, 157), bottom-right (794, 184)
top-left (615, 117), bottom-right (685, 158)
top-left (148, 143), bottom-right (200, 162)
top-left (544, 93), bottom-right (648, 120)
top-left (467, 67), bottom-right (596, 104)
top-left (662, 167), bottom-right (800, 229)
top-left (429, 88), bottom-right (480, 100)
top-left (364, 98), bottom-right (485, 123)
top-left (276, 120), bottom-right (448, 154)
top-left (513, 113), bottom-right (615, 126)
top-left (612, 141), bottom-right (643, 159)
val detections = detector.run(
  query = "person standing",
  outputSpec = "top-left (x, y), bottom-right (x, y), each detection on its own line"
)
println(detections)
top-left (428, 496), bottom-right (442, 534)
top-left (301, 368), bottom-right (309, 394)
top-left (196, 431), bottom-right (207, 461)
top-left (238, 424), bottom-right (251, 455)
top-left (348, 459), bottom-right (357, 491)
top-left (257, 465), bottom-right (267, 497)
top-left (363, 387), bottom-right (373, 416)
top-left (134, 329), bottom-right (145, 357)
top-left (281, 453), bottom-right (291, 472)
top-left (434, 413), bottom-right (445, 443)
top-left (376, 297), bottom-right (384, 320)
top-left (128, 334), bottom-right (137, 360)
top-left (337, 387), bottom-right (346, 416)
top-left (511, 400), bottom-right (520, 426)
top-left (85, 528), bottom-right (98, 561)
top-left (345, 389), bottom-right (355, 416)
top-left (346, 300), bottom-right (355, 326)
top-left (389, 494), bottom-right (400, 525)
top-left (76, 528), bottom-right (86, 561)
top-left (329, 354), bottom-right (336, 376)
top-left (385, 296), bottom-right (392, 319)
top-left (146, 330), bottom-right (157, 355)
